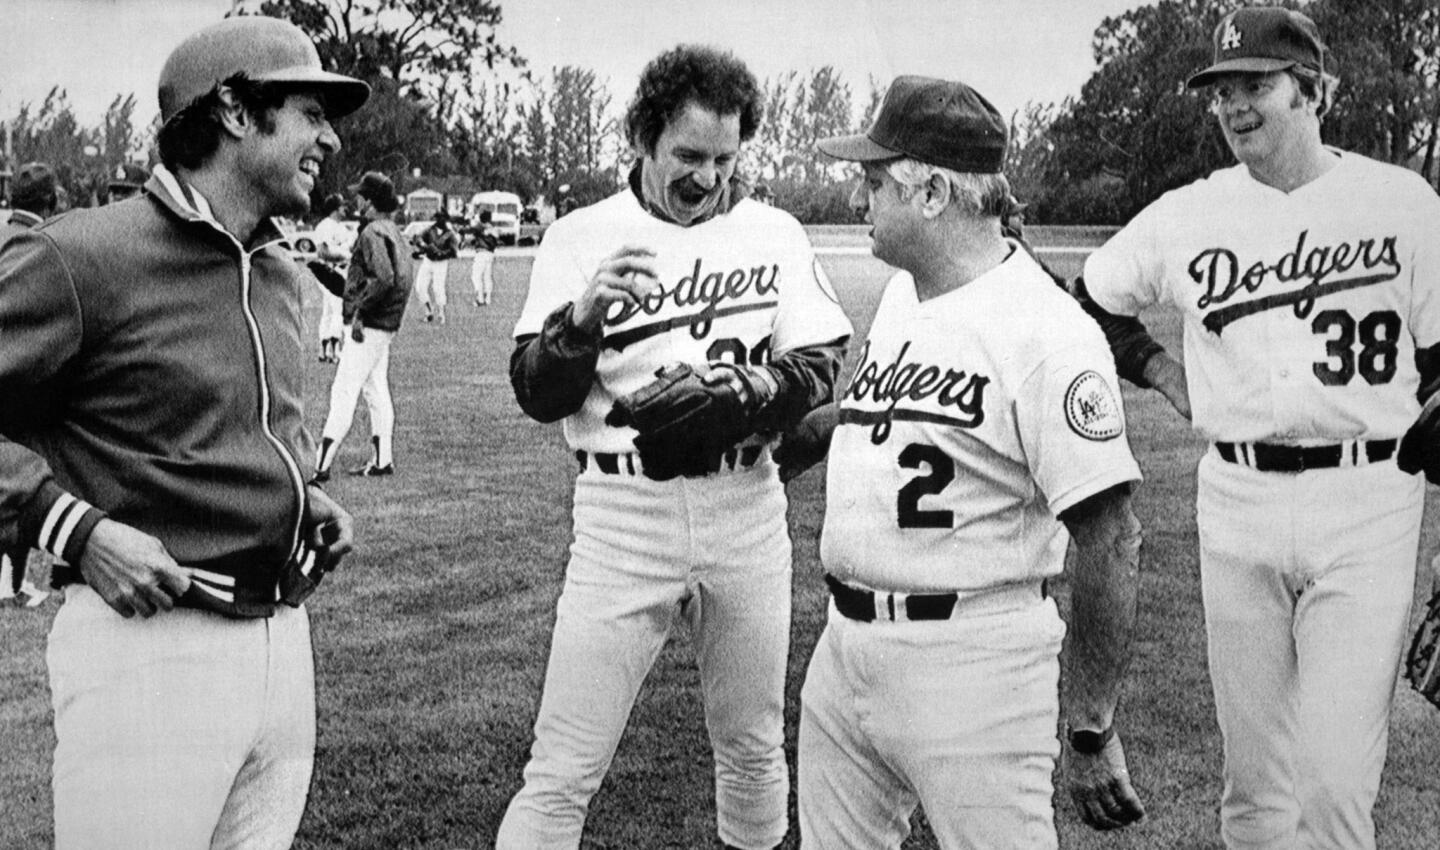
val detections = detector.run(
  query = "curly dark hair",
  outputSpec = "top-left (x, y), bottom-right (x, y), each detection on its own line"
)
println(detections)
top-left (157, 73), bottom-right (292, 171)
top-left (624, 45), bottom-right (763, 155)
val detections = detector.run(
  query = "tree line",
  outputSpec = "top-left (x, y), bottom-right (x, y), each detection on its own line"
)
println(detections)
top-left (4, 0), bottom-right (1439, 224)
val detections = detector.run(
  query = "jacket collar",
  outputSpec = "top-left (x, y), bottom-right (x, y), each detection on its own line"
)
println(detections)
top-left (6, 209), bottom-right (44, 229)
top-left (146, 164), bottom-right (286, 249)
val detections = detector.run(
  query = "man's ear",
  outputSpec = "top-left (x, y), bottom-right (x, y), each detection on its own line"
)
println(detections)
top-left (921, 172), bottom-right (951, 219)
top-left (215, 86), bottom-right (251, 140)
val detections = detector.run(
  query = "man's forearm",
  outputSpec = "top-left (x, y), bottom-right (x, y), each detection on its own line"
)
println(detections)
top-left (1061, 484), bottom-right (1142, 730)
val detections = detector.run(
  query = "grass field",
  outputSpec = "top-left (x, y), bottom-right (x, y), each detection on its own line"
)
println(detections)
top-left (2, 230), bottom-right (1439, 849)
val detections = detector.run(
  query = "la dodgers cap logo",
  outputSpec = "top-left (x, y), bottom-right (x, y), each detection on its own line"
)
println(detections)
top-left (1186, 6), bottom-right (1325, 90)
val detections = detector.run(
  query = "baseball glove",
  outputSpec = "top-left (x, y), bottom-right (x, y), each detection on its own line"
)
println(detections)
top-left (1405, 583), bottom-right (1440, 709)
top-left (606, 362), bottom-right (773, 481)
top-left (1398, 392), bottom-right (1440, 484)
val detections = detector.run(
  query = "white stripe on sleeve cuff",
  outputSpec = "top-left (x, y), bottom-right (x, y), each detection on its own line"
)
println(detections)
top-left (39, 492), bottom-right (91, 558)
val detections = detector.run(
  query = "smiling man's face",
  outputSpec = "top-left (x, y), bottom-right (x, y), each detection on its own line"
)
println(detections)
top-left (639, 100), bottom-right (740, 226)
top-left (1209, 70), bottom-right (1316, 169)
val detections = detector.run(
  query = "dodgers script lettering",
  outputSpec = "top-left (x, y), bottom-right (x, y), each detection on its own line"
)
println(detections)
top-left (844, 340), bottom-right (989, 443)
top-left (1190, 230), bottom-right (1400, 321)
top-left (610, 257), bottom-right (780, 336)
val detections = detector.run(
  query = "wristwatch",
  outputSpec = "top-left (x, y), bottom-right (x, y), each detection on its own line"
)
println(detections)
top-left (1066, 723), bottom-right (1114, 755)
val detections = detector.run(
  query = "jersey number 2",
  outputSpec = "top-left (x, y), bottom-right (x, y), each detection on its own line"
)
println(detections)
top-left (897, 443), bottom-right (954, 528)
top-left (1311, 309), bottom-right (1400, 386)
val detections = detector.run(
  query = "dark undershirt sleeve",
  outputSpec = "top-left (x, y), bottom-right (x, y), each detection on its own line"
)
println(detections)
top-left (510, 303), bottom-right (603, 423)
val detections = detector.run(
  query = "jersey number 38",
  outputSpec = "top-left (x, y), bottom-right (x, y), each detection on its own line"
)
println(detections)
top-left (1312, 308), bottom-right (1400, 386)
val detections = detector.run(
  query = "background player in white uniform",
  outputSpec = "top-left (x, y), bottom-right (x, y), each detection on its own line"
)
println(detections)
top-left (499, 45), bottom-right (852, 850)
top-left (1081, 8), bottom-right (1440, 848)
top-left (806, 75), bottom-right (1146, 850)
top-left (312, 192), bottom-right (353, 363)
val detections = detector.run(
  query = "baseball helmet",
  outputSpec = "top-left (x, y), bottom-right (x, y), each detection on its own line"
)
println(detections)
top-left (158, 16), bottom-right (370, 123)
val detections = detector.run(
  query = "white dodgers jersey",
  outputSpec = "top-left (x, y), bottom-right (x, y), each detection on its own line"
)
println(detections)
top-left (821, 247), bottom-right (1141, 593)
top-left (513, 189), bottom-right (853, 454)
top-left (1084, 151), bottom-right (1440, 444)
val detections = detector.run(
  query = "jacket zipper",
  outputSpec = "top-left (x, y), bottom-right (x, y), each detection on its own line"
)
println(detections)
top-left (238, 246), bottom-right (308, 572)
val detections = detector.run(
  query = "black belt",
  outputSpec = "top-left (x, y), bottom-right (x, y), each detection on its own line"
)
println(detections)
top-left (826, 574), bottom-right (957, 621)
top-left (824, 573), bottom-right (1046, 623)
top-left (1214, 439), bottom-right (1395, 473)
top-left (575, 446), bottom-right (764, 476)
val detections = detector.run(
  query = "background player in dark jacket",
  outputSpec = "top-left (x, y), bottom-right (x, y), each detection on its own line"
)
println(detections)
top-left (314, 170), bottom-right (415, 479)
top-left (0, 16), bottom-right (363, 848)
top-left (469, 209), bottom-right (497, 306)
top-left (414, 209), bottom-right (460, 323)
top-left (0, 161), bottom-right (59, 607)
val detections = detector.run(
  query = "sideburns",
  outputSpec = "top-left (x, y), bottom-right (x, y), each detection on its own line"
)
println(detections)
top-left (251, 106), bottom-right (278, 135)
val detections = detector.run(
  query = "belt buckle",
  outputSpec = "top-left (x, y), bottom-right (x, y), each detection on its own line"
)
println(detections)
top-left (874, 591), bottom-right (907, 622)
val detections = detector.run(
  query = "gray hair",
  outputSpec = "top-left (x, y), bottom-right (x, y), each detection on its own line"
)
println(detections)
top-left (885, 158), bottom-right (1011, 217)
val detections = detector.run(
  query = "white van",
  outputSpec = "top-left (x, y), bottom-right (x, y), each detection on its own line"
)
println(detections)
top-left (470, 190), bottom-right (523, 245)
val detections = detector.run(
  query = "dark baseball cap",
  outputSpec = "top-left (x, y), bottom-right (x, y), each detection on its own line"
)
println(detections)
top-left (158, 16), bottom-right (370, 122)
top-left (11, 162), bottom-right (57, 212)
top-left (348, 171), bottom-right (398, 211)
top-left (108, 162), bottom-right (149, 192)
top-left (816, 76), bottom-right (1007, 174)
top-left (1187, 7), bottom-right (1325, 89)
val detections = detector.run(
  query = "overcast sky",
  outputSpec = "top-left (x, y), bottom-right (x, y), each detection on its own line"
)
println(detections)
top-left (1, 0), bottom-right (1148, 126)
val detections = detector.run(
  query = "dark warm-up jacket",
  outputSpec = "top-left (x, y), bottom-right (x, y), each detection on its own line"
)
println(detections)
top-left (416, 222), bottom-right (460, 261)
top-left (0, 167), bottom-right (323, 617)
top-left (343, 216), bottom-right (413, 332)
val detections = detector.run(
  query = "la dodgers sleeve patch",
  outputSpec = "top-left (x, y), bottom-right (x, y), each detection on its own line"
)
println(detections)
top-left (1064, 370), bottom-right (1124, 441)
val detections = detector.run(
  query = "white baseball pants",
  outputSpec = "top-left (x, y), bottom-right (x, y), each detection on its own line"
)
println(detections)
top-left (316, 290), bottom-right (343, 342)
top-left (1197, 450), bottom-right (1422, 850)
top-left (48, 585), bottom-right (314, 850)
top-left (470, 252), bottom-right (495, 304)
top-left (319, 327), bottom-right (395, 469)
top-left (497, 460), bottom-right (791, 850)
top-left (798, 596), bottom-right (1065, 849)
top-left (415, 259), bottom-right (448, 315)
